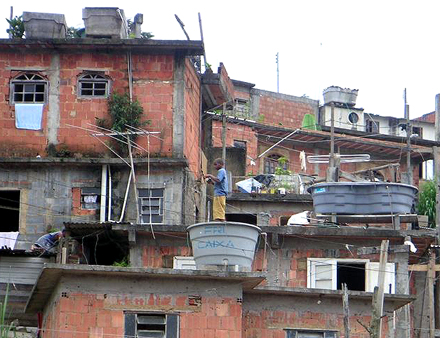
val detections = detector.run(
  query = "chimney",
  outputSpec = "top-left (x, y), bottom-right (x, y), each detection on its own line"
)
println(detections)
top-left (133, 14), bottom-right (143, 38)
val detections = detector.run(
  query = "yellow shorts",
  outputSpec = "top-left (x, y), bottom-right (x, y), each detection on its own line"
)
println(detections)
top-left (213, 195), bottom-right (226, 221)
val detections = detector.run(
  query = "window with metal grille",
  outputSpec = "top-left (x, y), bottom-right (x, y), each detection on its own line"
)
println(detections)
top-left (78, 73), bottom-right (110, 97)
top-left (286, 330), bottom-right (338, 338)
top-left (11, 73), bottom-right (47, 103)
top-left (138, 188), bottom-right (164, 224)
top-left (125, 313), bottom-right (179, 338)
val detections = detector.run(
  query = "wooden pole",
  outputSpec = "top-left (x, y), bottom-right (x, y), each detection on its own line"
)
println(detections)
top-left (371, 240), bottom-right (389, 338)
top-left (428, 251), bottom-right (436, 338)
top-left (342, 283), bottom-right (350, 338)
top-left (127, 137), bottom-right (140, 223)
top-left (222, 103), bottom-right (227, 166)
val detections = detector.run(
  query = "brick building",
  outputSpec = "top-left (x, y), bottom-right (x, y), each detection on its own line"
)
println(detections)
top-left (1, 8), bottom-right (439, 338)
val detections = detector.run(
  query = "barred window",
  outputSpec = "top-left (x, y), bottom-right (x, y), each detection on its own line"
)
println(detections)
top-left (124, 313), bottom-right (178, 338)
top-left (138, 188), bottom-right (164, 224)
top-left (78, 73), bottom-right (110, 97)
top-left (11, 73), bottom-right (47, 104)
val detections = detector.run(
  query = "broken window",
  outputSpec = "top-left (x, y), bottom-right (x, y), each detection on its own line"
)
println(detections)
top-left (307, 258), bottom-right (395, 293)
top-left (78, 73), bottom-right (110, 97)
top-left (81, 187), bottom-right (100, 210)
top-left (0, 190), bottom-right (20, 232)
top-left (138, 188), bottom-right (164, 224)
top-left (286, 329), bottom-right (337, 338)
top-left (124, 313), bottom-right (179, 338)
top-left (11, 73), bottom-right (47, 104)
top-left (366, 119), bottom-right (380, 133)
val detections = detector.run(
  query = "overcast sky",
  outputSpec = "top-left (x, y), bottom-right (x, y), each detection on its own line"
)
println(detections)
top-left (1, 1), bottom-right (439, 119)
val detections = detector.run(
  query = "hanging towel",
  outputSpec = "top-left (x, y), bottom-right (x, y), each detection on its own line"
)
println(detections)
top-left (0, 232), bottom-right (19, 249)
top-left (15, 104), bottom-right (44, 130)
top-left (299, 150), bottom-right (307, 171)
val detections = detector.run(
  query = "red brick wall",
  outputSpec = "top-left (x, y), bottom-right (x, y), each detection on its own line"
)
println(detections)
top-left (184, 58), bottom-right (201, 177)
top-left (212, 120), bottom-right (258, 174)
top-left (0, 51), bottom-right (176, 157)
top-left (258, 94), bottom-right (317, 130)
top-left (243, 308), bottom-right (383, 338)
top-left (43, 292), bottom-right (241, 338)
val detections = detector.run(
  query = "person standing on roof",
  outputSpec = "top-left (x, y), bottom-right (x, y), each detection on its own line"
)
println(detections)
top-left (205, 158), bottom-right (228, 221)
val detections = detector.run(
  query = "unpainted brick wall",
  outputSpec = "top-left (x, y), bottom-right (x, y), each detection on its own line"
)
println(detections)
top-left (0, 51), bottom-right (177, 157)
top-left (43, 292), bottom-right (242, 338)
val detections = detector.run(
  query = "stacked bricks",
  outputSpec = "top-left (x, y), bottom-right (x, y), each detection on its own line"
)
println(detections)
top-left (243, 308), bottom-right (383, 338)
top-left (43, 292), bottom-right (241, 338)
top-left (0, 50), bottom-right (183, 158)
top-left (142, 245), bottom-right (192, 268)
top-left (212, 120), bottom-right (258, 174)
top-left (258, 95), bottom-right (316, 130)
top-left (184, 58), bottom-right (202, 177)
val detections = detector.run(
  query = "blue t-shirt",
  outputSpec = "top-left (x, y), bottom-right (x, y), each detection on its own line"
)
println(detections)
top-left (214, 168), bottom-right (228, 196)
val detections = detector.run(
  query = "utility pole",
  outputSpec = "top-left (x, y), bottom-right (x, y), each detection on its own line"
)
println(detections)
top-left (371, 240), bottom-right (389, 338)
top-left (276, 52), bottom-right (279, 93)
top-left (428, 251), bottom-right (436, 338)
top-left (404, 89), bottom-right (412, 185)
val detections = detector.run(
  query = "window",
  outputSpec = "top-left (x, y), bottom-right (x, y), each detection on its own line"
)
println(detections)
top-left (173, 256), bottom-right (196, 270)
top-left (286, 330), bottom-right (337, 338)
top-left (11, 73), bottom-right (47, 103)
top-left (138, 188), bottom-right (164, 224)
top-left (81, 188), bottom-right (100, 210)
top-left (307, 258), bottom-right (395, 293)
top-left (366, 119), bottom-right (379, 133)
top-left (125, 313), bottom-right (179, 338)
top-left (264, 154), bottom-right (288, 174)
top-left (348, 112), bottom-right (359, 124)
top-left (412, 126), bottom-right (423, 138)
top-left (0, 190), bottom-right (20, 232)
top-left (78, 73), bottom-right (110, 97)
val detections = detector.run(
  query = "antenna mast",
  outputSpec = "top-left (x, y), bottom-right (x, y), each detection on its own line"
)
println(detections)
top-left (276, 52), bottom-right (279, 93)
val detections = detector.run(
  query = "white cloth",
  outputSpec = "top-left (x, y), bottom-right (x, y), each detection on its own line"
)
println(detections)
top-left (287, 211), bottom-right (310, 226)
top-left (15, 104), bottom-right (44, 130)
top-left (84, 195), bottom-right (98, 203)
top-left (299, 151), bottom-right (307, 172)
top-left (0, 232), bottom-right (19, 249)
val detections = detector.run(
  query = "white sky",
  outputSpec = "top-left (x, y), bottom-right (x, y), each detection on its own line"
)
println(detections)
top-left (1, 0), bottom-right (439, 119)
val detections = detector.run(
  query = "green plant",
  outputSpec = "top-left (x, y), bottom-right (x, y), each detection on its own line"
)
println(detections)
top-left (417, 180), bottom-right (436, 228)
top-left (67, 27), bottom-right (84, 38)
top-left (0, 284), bottom-right (16, 338)
top-left (113, 256), bottom-right (130, 267)
top-left (274, 167), bottom-right (291, 175)
top-left (6, 16), bottom-right (24, 39)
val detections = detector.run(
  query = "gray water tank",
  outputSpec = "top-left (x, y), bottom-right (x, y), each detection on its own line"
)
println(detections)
top-left (187, 222), bottom-right (261, 271)
top-left (308, 182), bottom-right (417, 215)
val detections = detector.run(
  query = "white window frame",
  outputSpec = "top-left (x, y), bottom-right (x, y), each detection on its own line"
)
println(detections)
top-left (173, 256), bottom-right (196, 270)
top-left (307, 258), bottom-right (395, 294)
top-left (78, 73), bottom-right (110, 98)
top-left (11, 73), bottom-right (48, 104)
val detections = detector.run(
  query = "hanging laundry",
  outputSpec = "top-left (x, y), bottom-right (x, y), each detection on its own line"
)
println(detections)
top-left (15, 104), bottom-right (44, 130)
top-left (299, 150), bottom-right (307, 171)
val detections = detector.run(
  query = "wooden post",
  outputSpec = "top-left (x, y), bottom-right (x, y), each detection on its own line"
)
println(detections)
top-left (428, 252), bottom-right (436, 338)
top-left (222, 103), bottom-right (227, 166)
top-left (342, 283), bottom-right (350, 338)
top-left (127, 137), bottom-right (140, 223)
top-left (371, 240), bottom-right (389, 338)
